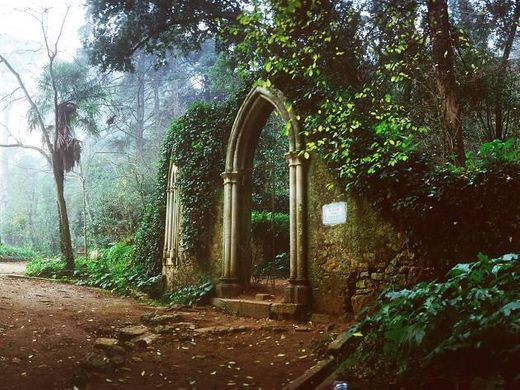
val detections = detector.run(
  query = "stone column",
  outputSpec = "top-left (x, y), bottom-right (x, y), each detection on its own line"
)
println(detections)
top-left (163, 169), bottom-right (174, 264)
top-left (283, 152), bottom-right (312, 305)
top-left (217, 171), bottom-right (243, 298)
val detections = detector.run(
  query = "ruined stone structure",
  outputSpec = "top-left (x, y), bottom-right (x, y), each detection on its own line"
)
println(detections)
top-left (162, 162), bottom-right (183, 286)
top-left (163, 87), bottom-right (430, 316)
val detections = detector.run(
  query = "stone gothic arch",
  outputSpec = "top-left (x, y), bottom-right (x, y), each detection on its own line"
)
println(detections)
top-left (217, 87), bottom-right (311, 305)
top-left (163, 162), bottom-right (183, 270)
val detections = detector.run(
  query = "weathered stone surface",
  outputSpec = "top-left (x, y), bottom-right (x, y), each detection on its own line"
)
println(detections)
top-left (355, 279), bottom-right (367, 289)
top-left (355, 288), bottom-right (373, 295)
top-left (392, 273), bottom-right (407, 286)
top-left (94, 338), bottom-right (118, 349)
top-left (194, 325), bottom-right (252, 335)
top-left (370, 272), bottom-right (384, 281)
top-left (153, 325), bottom-right (177, 334)
top-left (351, 294), bottom-right (376, 314)
top-left (310, 313), bottom-right (333, 324)
top-left (94, 338), bottom-right (126, 357)
top-left (359, 271), bottom-right (369, 278)
top-left (141, 313), bottom-right (184, 325)
top-left (131, 332), bottom-right (160, 348)
top-left (271, 303), bottom-right (298, 315)
top-left (81, 352), bottom-right (110, 371)
top-left (239, 300), bottom-right (271, 318)
top-left (255, 293), bottom-right (274, 301)
top-left (117, 325), bottom-right (149, 341)
top-left (327, 332), bottom-right (349, 355)
top-left (287, 356), bottom-right (336, 390)
top-left (109, 354), bottom-right (125, 366)
top-left (212, 298), bottom-right (271, 319)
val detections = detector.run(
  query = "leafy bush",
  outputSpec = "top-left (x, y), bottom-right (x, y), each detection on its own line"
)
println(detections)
top-left (134, 85), bottom-right (250, 275)
top-left (165, 281), bottom-right (214, 306)
top-left (338, 253), bottom-right (520, 389)
top-left (26, 242), bottom-right (160, 295)
top-left (352, 155), bottom-right (520, 273)
top-left (0, 244), bottom-right (40, 262)
top-left (26, 256), bottom-right (66, 278)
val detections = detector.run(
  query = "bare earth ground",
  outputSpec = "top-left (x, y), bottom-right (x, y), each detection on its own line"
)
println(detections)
top-left (0, 262), bottom-right (341, 390)
top-left (0, 261), bottom-right (27, 274)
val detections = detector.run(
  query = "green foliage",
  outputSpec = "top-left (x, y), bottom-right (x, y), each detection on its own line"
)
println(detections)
top-left (26, 242), bottom-right (159, 294)
top-left (251, 211), bottom-right (289, 244)
top-left (353, 156), bottom-right (520, 272)
top-left (339, 253), bottom-right (520, 388)
top-left (134, 86), bottom-right (250, 274)
top-left (26, 256), bottom-right (66, 278)
top-left (466, 138), bottom-right (520, 167)
top-left (252, 252), bottom-right (290, 279)
top-left (169, 102), bottom-right (231, 259)
top-left (0, 244), bottom-right (40, 262)
top-left (164, 281), bottom-right (214, 306)
top-left (85, 0), bottom-right (241, 71)
top-left (231, 0), bottom-right (520, 267)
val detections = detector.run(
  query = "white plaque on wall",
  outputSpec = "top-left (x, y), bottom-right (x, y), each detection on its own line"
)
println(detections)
top-left (322, 202), bottom-right (347, 226)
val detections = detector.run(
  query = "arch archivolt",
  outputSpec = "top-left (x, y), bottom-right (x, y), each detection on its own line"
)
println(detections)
top-left (217, 87), bottom-right (312, 305)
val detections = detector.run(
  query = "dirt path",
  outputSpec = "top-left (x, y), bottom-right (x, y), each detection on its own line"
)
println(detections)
top-left (0, 261), bottom-right (27, 274)
top-left (0, 274), bottom-right (340, 389)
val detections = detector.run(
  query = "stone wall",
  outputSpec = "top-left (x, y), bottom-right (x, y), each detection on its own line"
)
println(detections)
top-left (163, 190), bottom-right (224, 291)
top-left (307, 156), bottom-right (433, 315)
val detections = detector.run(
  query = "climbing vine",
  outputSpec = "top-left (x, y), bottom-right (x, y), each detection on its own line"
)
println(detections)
top-left (134, 86), bottom-right (250, 275)
top-left (228, 0), bottom-right (520, 268)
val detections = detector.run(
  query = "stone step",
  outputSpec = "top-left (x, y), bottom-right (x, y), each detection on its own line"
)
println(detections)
top-left (211, 298), bottom-right (305, 320)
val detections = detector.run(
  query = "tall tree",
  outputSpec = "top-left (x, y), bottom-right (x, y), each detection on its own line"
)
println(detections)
top-left (427, 0), bottom-right (466, 165)
top-left (0, 9), bottom-right (103, 270)
top-left (84, 0), bottom-right (241, 71)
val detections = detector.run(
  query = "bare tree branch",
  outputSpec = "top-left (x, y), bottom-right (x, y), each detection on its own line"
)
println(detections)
top-left (0, 54), bottom-right (53, 152)
top-left (0, 142), bottom-right (51, 165)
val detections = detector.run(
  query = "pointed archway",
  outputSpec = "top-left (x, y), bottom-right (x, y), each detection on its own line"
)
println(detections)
top-left (217, 87), bottom-right (311, 305)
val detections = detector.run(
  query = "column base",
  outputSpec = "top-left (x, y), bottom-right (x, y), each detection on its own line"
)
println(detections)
top-left (216, 278), bottom-right (242, 298)
top-left (284, 281), bottom-right (312, 305)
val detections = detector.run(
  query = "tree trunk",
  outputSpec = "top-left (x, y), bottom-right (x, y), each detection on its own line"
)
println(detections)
top-left (494, 0), bottom-right (519, 140)
top-left (135, 52), bottom-right (146, 157)
top-left (427, 0), bottom-right (465, 166)
top-left (52, 154), bottom-right (74, 272)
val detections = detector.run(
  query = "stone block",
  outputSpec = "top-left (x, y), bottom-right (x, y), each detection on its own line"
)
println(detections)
top-left (371, 272), bottom-right (384, 281)
top-left (255, 293), bottom-right (275, 301)
top-left (131, 332), bottom-right (160, 348)
top-left (351, 294), bottom-right (376, 314)
top-left (359, 271), bottom-right (369, 278)
top-left (327, 332), bottom-right (350, 356)
top-left (117, 325), bottom-right (149, 341)
top-left (355, 279), bottom-right (367, 288)
top-left (270, 303), bottom-right (302, 320)
top-left (355, 288), bottom-right (373, 295)
top-left (239, 300), bottom-right (272, 319)
top-left (94, 338), bottom-right (118, 350)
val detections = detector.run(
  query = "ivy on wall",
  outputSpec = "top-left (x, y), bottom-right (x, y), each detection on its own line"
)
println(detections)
top-left (134, 86), bottom-right (250, 276)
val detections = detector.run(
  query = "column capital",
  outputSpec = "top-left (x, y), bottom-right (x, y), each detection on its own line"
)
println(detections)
top-left (221, 171), bottom-right (243, 185)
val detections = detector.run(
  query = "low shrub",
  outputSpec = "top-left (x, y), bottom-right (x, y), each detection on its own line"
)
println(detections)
top-left (164, 281), bottom-right (214, 306)
top-left (26, 256), bottom-right (66, 278)
top-left (337, 253), bottom-right (520, 389)
top-left (251, 211), bottom-right (290, 264)
top-left (0, 244), bottom-right (40, 262)
top-left (26, 242), bottom-right (161, 295)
